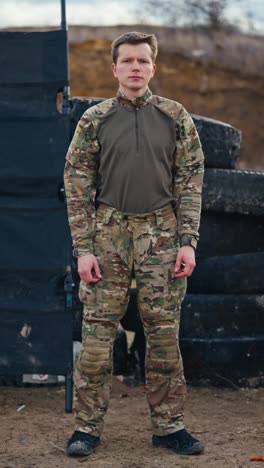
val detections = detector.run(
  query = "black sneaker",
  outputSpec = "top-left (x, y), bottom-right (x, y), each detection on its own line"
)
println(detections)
top-left (66, 430), bottom-right (100, 456)
top-left (152, 428), bottom-right (204, 455)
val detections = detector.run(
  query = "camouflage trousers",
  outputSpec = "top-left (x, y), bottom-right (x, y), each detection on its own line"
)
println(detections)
top-left (74, 203), bottom-right (187, 437)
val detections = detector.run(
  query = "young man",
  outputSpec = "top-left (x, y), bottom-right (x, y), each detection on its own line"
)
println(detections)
top-left (64, 31), bottom-right (205, 457)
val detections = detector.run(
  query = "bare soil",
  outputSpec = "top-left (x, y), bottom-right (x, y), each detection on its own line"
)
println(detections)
top-left (1, 379), bottom-right (263, 468)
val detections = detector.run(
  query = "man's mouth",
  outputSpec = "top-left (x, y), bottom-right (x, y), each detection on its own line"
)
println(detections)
top-left (129, 76), bottom-right (142, 79)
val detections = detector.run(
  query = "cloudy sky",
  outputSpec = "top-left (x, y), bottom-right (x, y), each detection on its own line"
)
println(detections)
top-left (1, 0), bottom-right (264, 34)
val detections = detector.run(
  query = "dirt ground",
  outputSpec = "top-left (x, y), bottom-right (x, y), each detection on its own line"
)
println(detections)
top-left (0, 379), bottom-right (263, 468)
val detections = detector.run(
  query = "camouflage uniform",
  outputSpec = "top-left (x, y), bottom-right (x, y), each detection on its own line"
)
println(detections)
top-left (64, 89), bottom-right (204, 437)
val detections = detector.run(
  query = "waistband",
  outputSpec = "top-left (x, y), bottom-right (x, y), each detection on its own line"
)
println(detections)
top-left (97, 203), bottom-right (175, 227)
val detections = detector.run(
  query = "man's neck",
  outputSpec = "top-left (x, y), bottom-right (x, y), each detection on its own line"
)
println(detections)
top-left (118, 86), bottom-right (148, 101)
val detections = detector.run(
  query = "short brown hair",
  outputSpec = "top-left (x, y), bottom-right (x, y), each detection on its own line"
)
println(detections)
top-left (111, 31), bottom-right (158, 64)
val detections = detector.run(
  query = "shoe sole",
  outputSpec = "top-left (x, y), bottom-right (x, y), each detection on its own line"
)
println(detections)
top-left (66, 440), bottom-right (100, 457)
top-left (152, 441), bottom-right (205, 455)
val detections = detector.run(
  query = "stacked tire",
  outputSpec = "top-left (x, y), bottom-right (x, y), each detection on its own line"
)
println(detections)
top-left (181, 148), bottom-right (264, 386)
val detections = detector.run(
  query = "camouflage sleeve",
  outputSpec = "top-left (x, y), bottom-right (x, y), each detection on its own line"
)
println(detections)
top-left (174, 106), bottom-right (204, 250)
top-left (64, 112), bottom-right (100, 257)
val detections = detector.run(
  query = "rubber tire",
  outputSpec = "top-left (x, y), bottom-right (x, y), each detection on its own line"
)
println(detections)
top-left (188, 252), bottom-right (264, 294)
top-left (180, 336), bottom-right (264, 386)
top-left (113, 329), bottom-right (128, 376)
top-left (181, 294), bottom-right (264, 338)
top-left (202, 168), bottom-right (264, 216)
top-left (192, 115), bottom-right (241, 169)
top-left (197, 211), bottom-right (264, 258)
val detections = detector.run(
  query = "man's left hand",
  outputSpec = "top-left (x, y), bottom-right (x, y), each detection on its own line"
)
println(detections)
top-left (174, 245), bottom-right (196, 278)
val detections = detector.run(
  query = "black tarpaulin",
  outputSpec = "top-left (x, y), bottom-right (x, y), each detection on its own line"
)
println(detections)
top-left (0, 309), bottom-right (72, 375)
top-left (0, 29), bottom-right (73, 391)
top-left (0, 118), bottom-right (69, 183)
top-left (0, 30), bottom-right (68, 87)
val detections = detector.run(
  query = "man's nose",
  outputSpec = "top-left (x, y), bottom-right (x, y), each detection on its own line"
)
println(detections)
top-left (131, 60), bottom-right (140, 70)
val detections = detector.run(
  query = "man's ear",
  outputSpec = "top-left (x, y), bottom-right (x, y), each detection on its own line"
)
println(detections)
top-left (152, 63), bottom-right (156, 77)
top-left (111, 62), bottom-right (117, 78)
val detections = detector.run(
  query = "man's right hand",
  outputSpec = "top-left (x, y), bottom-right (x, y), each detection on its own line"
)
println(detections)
top-left (78, 254), bottom-right (102, 283)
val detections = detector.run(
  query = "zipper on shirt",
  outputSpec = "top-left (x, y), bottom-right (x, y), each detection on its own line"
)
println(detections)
top-left (135, 107), bottom-right (139, 154)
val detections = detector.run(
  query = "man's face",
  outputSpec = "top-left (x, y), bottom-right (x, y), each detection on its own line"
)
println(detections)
top-left (111, 43), bottom-right (156, 96)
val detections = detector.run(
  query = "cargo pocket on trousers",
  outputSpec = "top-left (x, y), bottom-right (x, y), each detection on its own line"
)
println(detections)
top-left (79, 279), bottom-right (104, 319)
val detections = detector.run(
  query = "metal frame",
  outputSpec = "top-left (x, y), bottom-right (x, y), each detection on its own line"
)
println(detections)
top-left (61, 0), bottom-right (70, 115)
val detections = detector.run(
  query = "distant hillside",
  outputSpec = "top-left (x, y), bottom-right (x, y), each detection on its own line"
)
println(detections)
top-left (68, 25), bottom-right (264, 79)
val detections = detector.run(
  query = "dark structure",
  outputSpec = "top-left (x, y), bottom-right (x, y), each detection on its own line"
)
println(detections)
top-left (184, 168), bottom-right (264, 386)
top-left (0, 24), bottom-right (73, 408)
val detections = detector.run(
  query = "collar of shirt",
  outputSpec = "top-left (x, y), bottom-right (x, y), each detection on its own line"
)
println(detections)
top-left (116, 88), bottom-right (152, 110)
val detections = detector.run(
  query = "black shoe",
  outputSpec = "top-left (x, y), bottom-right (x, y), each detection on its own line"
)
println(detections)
top-left (152, 428), bottom-right (204, 455)
top-left (66, 430), bottom-right (100, 456)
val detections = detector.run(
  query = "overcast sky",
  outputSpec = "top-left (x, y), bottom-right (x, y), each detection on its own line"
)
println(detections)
top-left (1, 0), bottom-right (264, 34)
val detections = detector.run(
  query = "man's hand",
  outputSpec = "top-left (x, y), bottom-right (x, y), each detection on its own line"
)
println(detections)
top-left (78, 254), bottom-right (102, 283)
top-left (174, 245), bottom-right (196, 278)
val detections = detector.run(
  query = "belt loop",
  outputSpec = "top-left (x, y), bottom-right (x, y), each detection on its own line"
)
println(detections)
top-left (113, 208), bottom-right (123, 224)
top-left (155, 209), bottom-right (163, 227)
top-left (102, 206), bottom-right (114, 224)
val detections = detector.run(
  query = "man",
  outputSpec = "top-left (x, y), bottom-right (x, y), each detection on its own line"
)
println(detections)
top-left (64, 31), bottom-right (204, 458)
